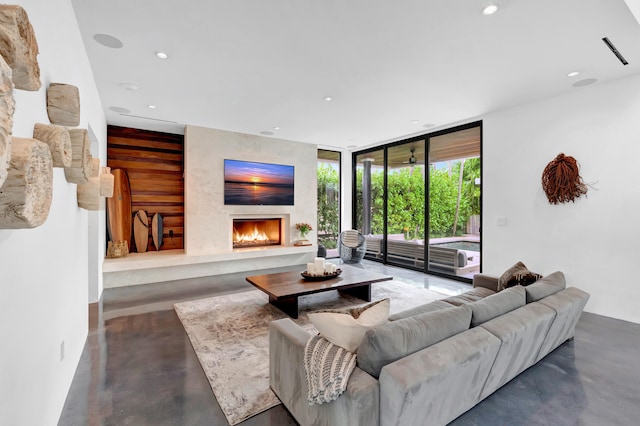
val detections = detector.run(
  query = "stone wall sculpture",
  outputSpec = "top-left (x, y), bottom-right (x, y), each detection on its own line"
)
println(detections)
top-left (0, 137), bottom-right (52, 228)
top-left (0, 5), bottom-right (41, 91)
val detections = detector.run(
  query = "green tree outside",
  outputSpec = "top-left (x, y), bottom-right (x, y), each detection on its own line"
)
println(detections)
top-left (353, 157), bottom-right (480, 239)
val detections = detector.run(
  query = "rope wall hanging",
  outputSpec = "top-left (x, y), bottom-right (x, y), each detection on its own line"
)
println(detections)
top-left (541, 153), bottom-right (588, 204)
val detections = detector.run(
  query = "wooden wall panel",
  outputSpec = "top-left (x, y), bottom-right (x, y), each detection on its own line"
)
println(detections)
top-left (107, 125), bottom-right (184, 251)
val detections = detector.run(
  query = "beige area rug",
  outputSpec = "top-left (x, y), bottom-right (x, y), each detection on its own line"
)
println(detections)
top-left (174, 280), bottom-right (446, 425)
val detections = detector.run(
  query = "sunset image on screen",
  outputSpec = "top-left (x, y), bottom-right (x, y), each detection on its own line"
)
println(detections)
top-left (224, 160), bottom-right (294, 205)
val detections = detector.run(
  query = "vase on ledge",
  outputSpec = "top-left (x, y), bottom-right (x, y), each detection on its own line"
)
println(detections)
top-left (295, 231), bottom-right (311, 246)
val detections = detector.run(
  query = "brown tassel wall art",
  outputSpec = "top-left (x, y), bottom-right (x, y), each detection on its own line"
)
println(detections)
top-left (541, 153), bottom-right (588, 204)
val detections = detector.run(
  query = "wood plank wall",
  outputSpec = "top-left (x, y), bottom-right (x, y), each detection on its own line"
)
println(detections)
top-left (107, 125), bottom-right (184, 251)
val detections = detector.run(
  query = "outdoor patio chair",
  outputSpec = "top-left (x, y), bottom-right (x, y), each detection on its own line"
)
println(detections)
top-left (338, 230), bottom-right (367, 264)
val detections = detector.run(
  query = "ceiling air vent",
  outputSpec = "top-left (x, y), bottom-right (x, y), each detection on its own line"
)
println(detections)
top-left (602, 37), bottom-right (629, 65)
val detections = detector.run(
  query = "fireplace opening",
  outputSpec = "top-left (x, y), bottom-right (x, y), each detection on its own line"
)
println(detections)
top-left (233, 218), bottom-right (282, 248)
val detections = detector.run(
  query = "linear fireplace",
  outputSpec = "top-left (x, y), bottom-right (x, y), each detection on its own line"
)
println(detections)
top-left (232, 218), bottom-right (282, 248)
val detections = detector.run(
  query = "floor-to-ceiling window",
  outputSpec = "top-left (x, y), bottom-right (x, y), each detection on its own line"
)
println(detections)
top-left (317, 150), bottom-right (341, 257)
top-left (385, 140), bottom-right (426, 268)
top-left (352, 122), bottom-right (481, 281)
top-left (354, 148), bottom-right (385, 260)
top-left (427, 124), bottom-right (481, 279)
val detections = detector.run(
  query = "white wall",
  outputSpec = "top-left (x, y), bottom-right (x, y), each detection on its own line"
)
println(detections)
top-left (482, 74), bottom-right (640, 324)
top-left (185, 125), bottom-right (318, 254)
top-left (0, 1), bottom-right (106, 425)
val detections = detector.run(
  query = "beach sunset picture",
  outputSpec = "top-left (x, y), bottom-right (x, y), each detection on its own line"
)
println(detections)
top-left (224, 159), bottom-right (295, 205)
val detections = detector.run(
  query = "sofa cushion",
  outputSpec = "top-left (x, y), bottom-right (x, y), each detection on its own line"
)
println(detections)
top-left (497, 261), bottom-right (542, 291)
top-left (389, 300), bottom-right (453, 321)
top-left (469, 285), bottom-right (526, 327)
top-left (308, 298), bottom-right (390, 352)
top-left (525, 271), bottom-right (566, 303)
top-left (357, 305), bottom-right (471, 378)
top-left (441, 287), bottom-right (495, 306)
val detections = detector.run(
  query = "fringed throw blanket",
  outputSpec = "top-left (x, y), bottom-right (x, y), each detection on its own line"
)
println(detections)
top-left (304, 334), bottom-right (357, 405)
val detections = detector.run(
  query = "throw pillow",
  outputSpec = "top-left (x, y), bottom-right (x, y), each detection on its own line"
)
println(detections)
top-left (469, 285), bottom-right (526, 327)
top-left (525, 271), bottom-right (566, 303)
top-left (497, 261), bottom-right (543, 291)
top-left (308, 298), bottom-right (390, 352)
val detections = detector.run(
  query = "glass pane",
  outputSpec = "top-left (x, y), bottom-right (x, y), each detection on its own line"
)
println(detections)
top-left (354, 150), bottom-right (384, 260)
top-left (317, 150), bottom-right (340, 258)
top-left (386, 141), bottom-right (426, 268)
top-left (427, 126), bottom-right (481, 278)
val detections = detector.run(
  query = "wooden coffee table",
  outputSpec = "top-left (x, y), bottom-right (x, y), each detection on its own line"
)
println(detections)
top-left (245, 264), bottom-right (393, 318)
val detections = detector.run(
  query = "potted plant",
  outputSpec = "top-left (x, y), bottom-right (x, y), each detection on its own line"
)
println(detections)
top-left (295, 223), bottom-right (312, 246)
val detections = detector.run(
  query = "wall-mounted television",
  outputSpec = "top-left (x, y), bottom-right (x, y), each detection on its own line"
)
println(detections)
top-left (224, 159), bottom-right (294, 205)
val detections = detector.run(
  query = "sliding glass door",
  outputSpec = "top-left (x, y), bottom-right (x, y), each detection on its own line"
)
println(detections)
top-left (385, 141), bottom-right (426, 268)
top-left (427, 125), bottom-right (481, 279)
top-left (352, 122), bottom-right (482, 281)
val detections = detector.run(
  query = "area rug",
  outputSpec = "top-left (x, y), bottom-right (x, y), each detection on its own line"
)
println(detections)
top-left (174, 280), bottom-right (446, 425)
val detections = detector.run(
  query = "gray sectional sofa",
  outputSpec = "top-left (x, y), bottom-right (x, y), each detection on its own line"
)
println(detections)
top-left (269, 271), bottom-right (590, 426)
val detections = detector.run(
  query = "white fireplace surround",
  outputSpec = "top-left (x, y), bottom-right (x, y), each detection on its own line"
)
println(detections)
top-left (103, 126), bottom-right (318, 288)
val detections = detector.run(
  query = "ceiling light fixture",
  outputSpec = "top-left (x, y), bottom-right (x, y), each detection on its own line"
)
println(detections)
top-left (147, 104), bottom-right (157, 109)
top-left (119, 83), bottom-right (138, 91)
top-left (156, 52), bottom-right (168, 59)
top-left (567, 71), bottom-right (580, 77)
top-left (323, 96), bottom-right (333, 102)
top-left (483, 4), bottom-right (498, 15)
top-left (273, 126), bottom-right (280, 130)
top-left (93, 33), bottom-right (123, 48)
top-left (410, 120), bottom-right (419, 124)
top-left (109, 106), bottom-right (130, 114)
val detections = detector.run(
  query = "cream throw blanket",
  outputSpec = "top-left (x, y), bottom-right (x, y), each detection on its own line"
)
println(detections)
top-left (304, 334), bottom-right (357, 405)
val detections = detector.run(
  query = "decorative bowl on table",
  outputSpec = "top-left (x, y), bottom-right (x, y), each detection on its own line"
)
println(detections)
top-left (301, 269), bottom-right (342, 281)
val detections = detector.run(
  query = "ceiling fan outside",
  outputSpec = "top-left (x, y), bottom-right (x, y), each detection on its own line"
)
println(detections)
top-left (403, 148), bottom-right (417, 165)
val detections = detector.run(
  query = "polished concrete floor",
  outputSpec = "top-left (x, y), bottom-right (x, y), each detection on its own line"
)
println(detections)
top-left (59, 261), bottom-right (640, 425)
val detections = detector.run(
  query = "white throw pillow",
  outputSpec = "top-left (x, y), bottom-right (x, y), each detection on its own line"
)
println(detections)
top-left (308, 298), bottom-right (390, 352)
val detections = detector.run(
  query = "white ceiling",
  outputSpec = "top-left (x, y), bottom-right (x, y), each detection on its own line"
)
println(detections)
top-left (71, 0), bottom-right (640, 151)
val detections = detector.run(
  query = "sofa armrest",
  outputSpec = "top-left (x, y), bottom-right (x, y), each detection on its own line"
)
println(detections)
top-left (473, 273), bottom-right (499, 291)
top-left (269, 318), bottom-right (380, 426)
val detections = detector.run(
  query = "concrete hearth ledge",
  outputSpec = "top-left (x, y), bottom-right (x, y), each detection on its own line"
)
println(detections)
top-left (103, 245), bottom-right (317, 288)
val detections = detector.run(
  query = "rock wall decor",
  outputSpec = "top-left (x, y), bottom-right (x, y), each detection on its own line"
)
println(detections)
top-left (0, 55), bottom-right (14, 188)
top-left (46, 83), bottom-right (80, 126)
top-left (32, 123), bottom-right (71, 167)
top-left (541, 153), bottom-right (588, 204)
top-left (0, 137), bottom-right (52, 228)
top-left (77, 176), bottom-right (100, 210)
top-left (100, 166), bottom-right (114, 197)
top-left (0, 5), bottom-right (41, 91)
top-left (90, 157), bottom-right (100, 177)
top-left (64, 128), bottom-right (91, 184)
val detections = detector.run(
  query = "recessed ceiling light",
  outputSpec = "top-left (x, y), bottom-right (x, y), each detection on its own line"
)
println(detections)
top-left (483, 4), bottom-right (498, 15)
top-left (109, 106), bottom-right (130, 114)
top-left (93, 33), bottom-right (123, 48)
top-left (572, 78), bottom-right (597, 88)
top-left (273, 126), bottom-right (280, 130)
top-left (119, 83), bottom-right (138, 91)
top-left (567, 71), bottom-right (580, 77)
top-left (147, 104), bottom-right (157, 109)
top-left (410, 120), bottom-right (419, 125)
top-left (323, 96), bottom-right (333, 102)
top-left (156, 52), bottom-right (168, 59)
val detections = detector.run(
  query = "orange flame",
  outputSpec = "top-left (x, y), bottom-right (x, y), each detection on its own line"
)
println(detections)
top-left (233, 225), bottom-right (269, 243)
